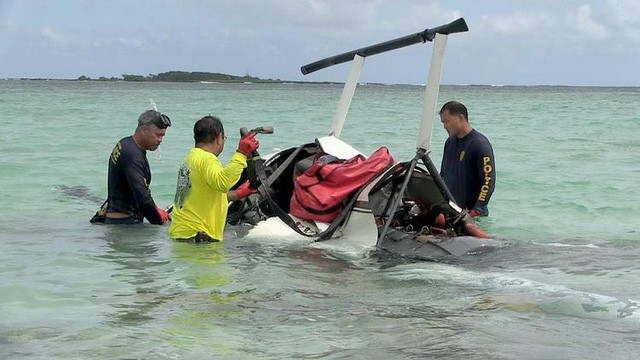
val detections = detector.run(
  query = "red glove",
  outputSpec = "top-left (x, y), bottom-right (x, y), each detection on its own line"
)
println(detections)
top-left (235, 180), bottom-right (257, 200)
top-left (157, 207), bottom-right (171, 224)
top-left (237, 132), bottom-right (259, 156)
top-left (468, 209), bottom-right (479, 218)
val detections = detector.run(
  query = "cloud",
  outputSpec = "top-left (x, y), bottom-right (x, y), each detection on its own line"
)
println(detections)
top-left (606, 0), bottom-right (640, 24)
top-left (603, 0), bottom-right (640, 42)
top-left (571, 5), bottom-right (608, 40)
top-left (193, 0), bottom-right (377, 29)
top-left (382, 2), bottom-right (462, 32)
top-left (477, 4), bottom-right (617, 45)
top-left (40, 26), bottom-right (65, 44)
top-left (0, 20), bottom-right (8, 32)
top-left (92, 37), bottom-right (144, 49)
top-left (1, 0), bottom-right (638, 84)
top-left (481, 12), bottom-right (551, 36)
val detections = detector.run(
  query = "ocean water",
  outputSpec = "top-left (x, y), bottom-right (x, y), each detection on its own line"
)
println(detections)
top-left (1, 80), bottom-right (639, 359)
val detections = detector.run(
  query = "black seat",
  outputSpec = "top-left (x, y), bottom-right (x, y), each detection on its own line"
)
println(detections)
top-left (294, 155), bottom-right (315, 176)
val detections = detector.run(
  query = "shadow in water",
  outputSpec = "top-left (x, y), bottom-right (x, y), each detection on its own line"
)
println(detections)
top-left (93, 225), bottom-right (175, 326)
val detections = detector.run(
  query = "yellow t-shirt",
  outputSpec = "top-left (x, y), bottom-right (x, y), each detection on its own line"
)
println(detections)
top-left (169, 148), bottom-right (246, 241)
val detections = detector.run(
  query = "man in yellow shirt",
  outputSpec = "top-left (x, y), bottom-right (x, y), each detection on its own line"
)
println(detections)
top-left (169, 115), bottom-right (259, 242)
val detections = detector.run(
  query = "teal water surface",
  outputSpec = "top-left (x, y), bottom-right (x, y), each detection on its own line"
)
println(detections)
top-left (1, 80), bottom-right (640, 359)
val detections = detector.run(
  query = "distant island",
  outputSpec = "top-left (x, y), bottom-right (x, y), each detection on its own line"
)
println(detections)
top-left (73, 71), bottom-right (288, 83)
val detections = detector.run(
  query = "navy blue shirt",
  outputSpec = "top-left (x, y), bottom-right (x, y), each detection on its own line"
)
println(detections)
top-left (106, 136), bottom-right (163, 224)
top-left (440, 129), bottom-right (495, 215)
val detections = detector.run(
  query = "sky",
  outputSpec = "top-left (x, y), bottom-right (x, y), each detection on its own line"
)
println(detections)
top-left (1, 0), bottom-right (639, 86)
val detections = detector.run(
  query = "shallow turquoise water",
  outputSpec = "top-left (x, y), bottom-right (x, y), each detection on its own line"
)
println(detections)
top-left (1, 80), bottom-right (640, 359)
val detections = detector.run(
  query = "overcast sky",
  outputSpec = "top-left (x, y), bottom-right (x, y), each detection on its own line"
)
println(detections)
top-left (1, 0), bottom-right (639, 86)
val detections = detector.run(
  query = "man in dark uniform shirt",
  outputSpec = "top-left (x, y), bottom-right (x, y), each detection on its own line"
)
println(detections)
top-left (439, 101), bottom-right (495, 217)
top-left (103, 110), bottom-right (172, 224)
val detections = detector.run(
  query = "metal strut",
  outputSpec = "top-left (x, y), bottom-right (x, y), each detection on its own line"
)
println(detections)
top-left (376, 149), bottom-right (426, 246)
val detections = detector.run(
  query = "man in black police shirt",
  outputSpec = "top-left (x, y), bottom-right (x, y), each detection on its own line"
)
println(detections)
top-left (103, 110), bottom-right (172, 224)
top-left (439, 101), bottom-right (495, 217)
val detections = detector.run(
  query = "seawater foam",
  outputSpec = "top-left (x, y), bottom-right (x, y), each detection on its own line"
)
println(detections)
top-left (148, 98), bottom-right (162, 162)
top-left (383, 262), bottom-right (640, 320)
top-left (243, 217), bottom-right (315, 245)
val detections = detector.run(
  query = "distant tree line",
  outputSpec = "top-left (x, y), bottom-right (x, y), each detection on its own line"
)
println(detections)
top-left (76, 71), bottom-right (282, 83)
top-left (76, 75), bottom-right (120, 81)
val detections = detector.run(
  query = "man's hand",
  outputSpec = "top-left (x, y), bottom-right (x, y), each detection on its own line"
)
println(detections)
top-left (237, 132), bottom-right (259, 156)
top-left (234, 180), bottom-right (257, 200)
top-left (157, 207), bottom-right (171, 224)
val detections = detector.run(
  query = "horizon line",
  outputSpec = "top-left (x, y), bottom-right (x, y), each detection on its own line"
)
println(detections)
top-left (1, 77), bottom-right (638, 88)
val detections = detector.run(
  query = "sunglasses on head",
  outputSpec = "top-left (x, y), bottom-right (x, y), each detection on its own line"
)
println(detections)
top-left (149, 113), bottom-right (172, 129)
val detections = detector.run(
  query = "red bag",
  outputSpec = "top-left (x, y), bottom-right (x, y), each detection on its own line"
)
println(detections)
top-left (290, 147), bottom-right (395, 223)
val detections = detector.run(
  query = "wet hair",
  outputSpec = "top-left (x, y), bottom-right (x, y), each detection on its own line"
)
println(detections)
top-left (193, 115), bottom-right (224, 144)
top-left (439, 101), bottom-right (468, 120)
top-left (137, 110), bottom-right (171, 129)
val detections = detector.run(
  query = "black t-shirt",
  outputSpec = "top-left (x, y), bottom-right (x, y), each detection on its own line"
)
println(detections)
top-left (440, 129), bottom-right (495, 214)
top-left (106, 136), bottom-right (162, 224)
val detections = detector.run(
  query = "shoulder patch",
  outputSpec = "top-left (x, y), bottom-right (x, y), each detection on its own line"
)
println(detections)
top-left (110, 141), bottom-right (122, 164)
